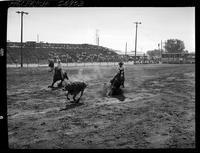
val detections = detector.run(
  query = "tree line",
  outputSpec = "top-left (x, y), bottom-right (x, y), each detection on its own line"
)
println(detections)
top-left (147, 39), bottom-right (189, 59)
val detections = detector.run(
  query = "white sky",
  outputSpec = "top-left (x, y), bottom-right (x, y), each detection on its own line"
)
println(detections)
top-left (7, 7), bottom-right (195, 54)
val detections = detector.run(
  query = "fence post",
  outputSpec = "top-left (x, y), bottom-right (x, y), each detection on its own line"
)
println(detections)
top-left (38, 58), bottom-right (39, 67)
top-left (16, 60), bottom-right (18, 67)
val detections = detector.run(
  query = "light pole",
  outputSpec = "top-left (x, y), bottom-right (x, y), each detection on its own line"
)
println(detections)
top-left (134, 22), bottom-right (141, 64)
top-left (160, 40), bottom-right (163, 63)
top-left (16, 11), bottom-right (28, 68)
top-left (125, 42), bottom-right (127, 63)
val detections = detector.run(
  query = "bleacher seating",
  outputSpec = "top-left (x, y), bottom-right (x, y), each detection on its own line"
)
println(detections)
top-left (7, 42), bottom-right (121, 64)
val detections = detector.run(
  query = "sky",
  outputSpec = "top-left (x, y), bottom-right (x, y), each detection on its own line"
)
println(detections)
top-left (7, 7), bottom-right (195, 54)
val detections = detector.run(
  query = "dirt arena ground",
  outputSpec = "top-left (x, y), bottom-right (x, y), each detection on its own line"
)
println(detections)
top-left (7, 64), bottom-right (195, 149)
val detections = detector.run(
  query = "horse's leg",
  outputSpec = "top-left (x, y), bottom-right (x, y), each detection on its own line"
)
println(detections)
top-left (73, 93), bottom-right (78, 102)
top-left (58, 70), bottom-right (63, 87)
top-left (51, 81), bottom-right (56, 87)
top-left (65, 92), bottom-right (70, 100)
top-left (122, 79), bottom-right (125, 88)
top-left (48, 80), bottom-right (55, 88)
top-left (52, 77), bottom-right (59, 87)
top-left (107, 84), bottom-right (113, 96)
top-left (76, 90), bottom-right (84, 103)
top-left (108, 88), bottom-right (113, 96)
top-left (48, 74), bottom-right (56, 88)
top-left (65, 72), bottom-right (69, 80)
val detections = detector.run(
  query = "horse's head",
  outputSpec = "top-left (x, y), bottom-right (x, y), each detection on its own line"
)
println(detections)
top-left (82, 82), bottom-right (87, 89)
top-left (48, 60), bottom-right (54, 72)
top-left (62, 80), bottom-right (71, 91)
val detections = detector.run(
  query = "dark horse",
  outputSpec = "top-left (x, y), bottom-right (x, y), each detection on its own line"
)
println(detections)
top-left (109, 72), bottom-right (123, 96)
top-left (48, 60), bottom-right (69, 88)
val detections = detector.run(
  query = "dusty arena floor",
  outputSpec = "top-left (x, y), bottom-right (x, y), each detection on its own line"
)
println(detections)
top-left (7, 64), bottom-right (195, 149)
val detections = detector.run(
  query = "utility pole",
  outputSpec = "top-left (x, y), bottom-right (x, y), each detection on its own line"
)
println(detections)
top-left (161, 40), bottom-right (163, 62)
top-left (16, 11), bottom-right (28, 68)
top-left (37, 34), bottom-right (39, 43)
top-left (164, 41), bottom-right (166, 53)
top-left (158, 43), bottom-right (160, 61)
top-left (134, 22), bottom-right (141, 64)
top-left (96, 29), bottom-right (99, 46)
top-left (125, 42), bottom-right (127, 62)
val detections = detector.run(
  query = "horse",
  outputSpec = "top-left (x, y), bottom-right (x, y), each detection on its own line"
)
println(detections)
top-left (108, 72), bottom-right (124, 96)
top-left (63, 81), bottom-right (87, 103)
top-left (48, 60), bottom-right (69, 88)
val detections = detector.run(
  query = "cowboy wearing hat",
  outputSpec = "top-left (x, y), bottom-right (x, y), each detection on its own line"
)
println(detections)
top-left (57, 58), bottom-right (62, 70)
top-left (55, 58), bottom-right (64, 87)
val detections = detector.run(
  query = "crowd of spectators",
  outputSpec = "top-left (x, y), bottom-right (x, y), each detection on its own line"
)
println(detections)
top-left (48, 52), bottom-right (122, 63)
top-left (7, 42), bottom-right (162, 65)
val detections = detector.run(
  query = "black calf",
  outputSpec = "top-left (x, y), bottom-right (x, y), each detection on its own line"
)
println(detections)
top-left (63, 81), bottom-right (87, 103)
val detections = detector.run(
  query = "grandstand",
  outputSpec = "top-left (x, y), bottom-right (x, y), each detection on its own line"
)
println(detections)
top-left (7, 41), bottom-right (194, 65)
top-left (7, 41), bottom-right (121, 64)
top-left (161, 53), bottom-right (195, 64)
top-left (123, 53), bottom-right (151, 64)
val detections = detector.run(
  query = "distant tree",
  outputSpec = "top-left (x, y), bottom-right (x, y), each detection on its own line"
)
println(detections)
top-left (164, 39), bottom-right (185, 53)
top-left (146, 49), bottom-right (161, 58)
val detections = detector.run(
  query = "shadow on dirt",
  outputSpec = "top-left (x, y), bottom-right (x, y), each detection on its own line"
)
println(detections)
top-left (59, 102), bottom-right (84, 111)
top-left (49, 86), bottom-right (63, 91)
top-left (110, 88), bottom-right (126, 101)
top-left (111, 94), bottom-right (126, 101)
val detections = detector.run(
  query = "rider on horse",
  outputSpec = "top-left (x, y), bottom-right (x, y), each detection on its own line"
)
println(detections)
top-left (55, 59), bottom-right (63, 80)
top-left (110, 61), bottom-right (125, 88)
top-left (48, 58), bottom-right (68, 88)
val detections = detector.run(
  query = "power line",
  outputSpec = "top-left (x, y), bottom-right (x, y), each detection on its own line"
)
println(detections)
top-left (16, 11), bottom-right (28, 68)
